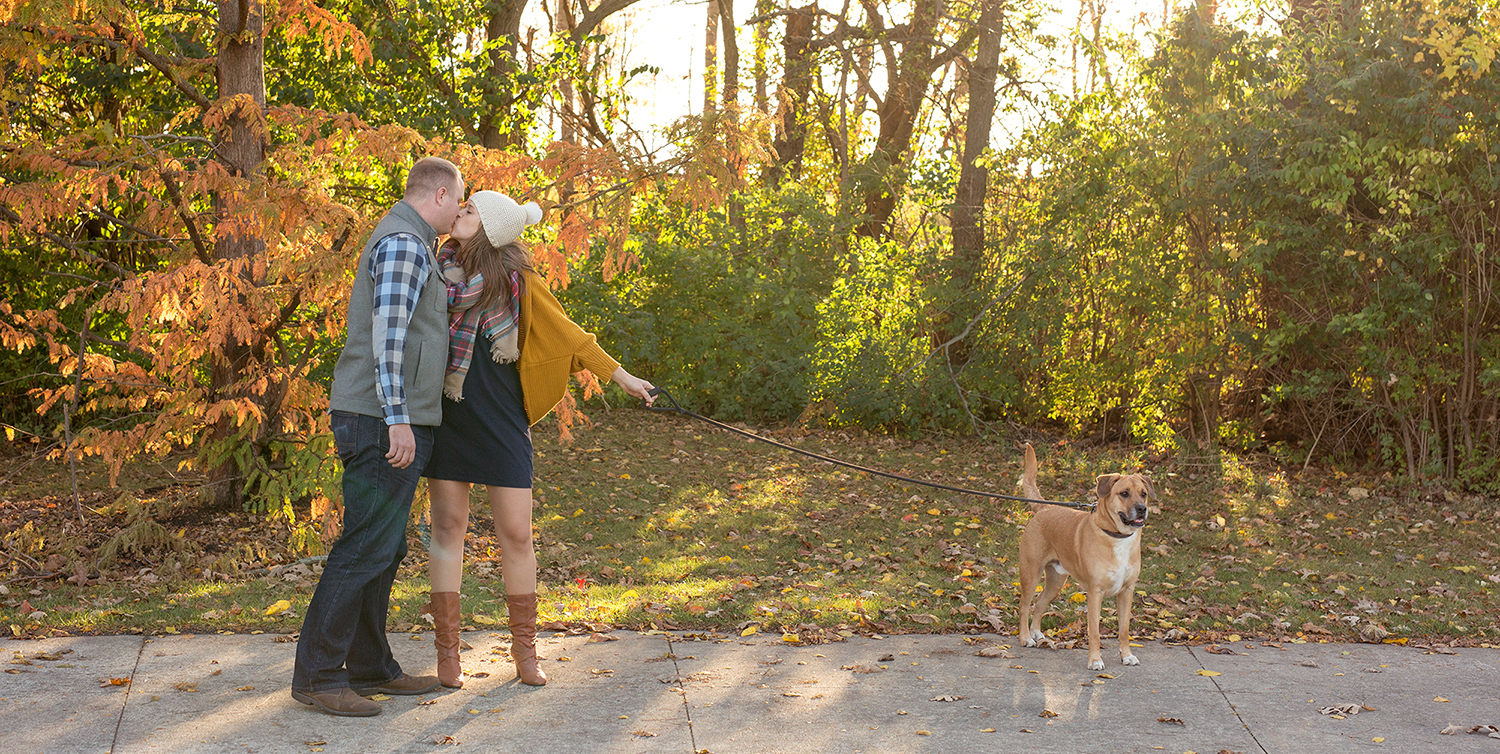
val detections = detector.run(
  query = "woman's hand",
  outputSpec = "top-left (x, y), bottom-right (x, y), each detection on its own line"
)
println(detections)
top-left (611, 367), bottom-right (656, 406)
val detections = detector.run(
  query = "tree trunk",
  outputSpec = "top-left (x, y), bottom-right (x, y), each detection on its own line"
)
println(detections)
top-left (208, 0), bottom-right (268, 509)
top-left (766, 4), bottom-right (817, 184)
top-left (951, 0), bottom-right (1001, 291)
top-left (703, 0), bottom-right (719, 113)
top-left (718, 0), bottom-right (739, 112)
top-left (853, 0), bottom-right (971, 238)
top-left (752, 0), bottom-right (771, 114)
top-left (481, 0), bottom-right (529, 149)
top-left (557, 0), bottom-right (577, 144)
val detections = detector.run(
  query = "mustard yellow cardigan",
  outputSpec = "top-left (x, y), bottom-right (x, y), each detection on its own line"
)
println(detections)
top-left (516, 271), bottom-right (621, 426)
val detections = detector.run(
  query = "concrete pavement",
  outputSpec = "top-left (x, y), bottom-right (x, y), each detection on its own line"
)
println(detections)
top-left (3, 630), bottom-right (1497, 753)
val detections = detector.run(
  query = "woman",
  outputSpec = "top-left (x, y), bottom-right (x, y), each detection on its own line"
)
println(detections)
top-left (421, 191), bottom-right (655, 688)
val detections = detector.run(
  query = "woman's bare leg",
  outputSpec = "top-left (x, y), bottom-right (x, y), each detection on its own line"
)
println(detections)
top-left (427, 479), bottom-right (472, 593)
top-left (487, 486), bottom-right (536, 595)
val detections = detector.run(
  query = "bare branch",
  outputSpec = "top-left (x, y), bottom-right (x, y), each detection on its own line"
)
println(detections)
top-left (898, 277), bottom-right (1027, 382)
top-left (161, 172), bottom-right (212, 265)
top-left (572, 0), bottom-right (645, 43)
top-left (0, 205), bottom-right (131, 278)
top-left (116, 24), bottom-right (212, 109)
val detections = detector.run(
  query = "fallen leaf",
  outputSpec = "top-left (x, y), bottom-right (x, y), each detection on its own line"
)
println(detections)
top-left (915, 730), bottom-right (931, 736)
top-left (1319, 704), bottom-right (1360, 716)
top-left (1372, 737), bottom-right (1384, 742)
top-left (1158, 716), bottom-right (1185, 726)
top-left (931, 695), bottom-right (965, 702)
top-left (1197, 669), bottom-right (1221, 677)
top-left (264, 599), bottom-right (291, 616)
top-left (980, 728), bottom-right (996, 732)
top-left (975, 646), bottom-right (1014, 659)
top-left (631, 730), bottom-right (657, 738)
top-left (235, 685), bottom-right (254, 691)
top-left (1434, 696), bottom-right (1450, 703)
top-left (1039, 709), bottom-right (1059, 718)
top-left (430, 734), bottom-right (459, 745)
top-left (1440, 724), bottom-right (1463, 735)
top-left (368, 693), bottom-right (392, 701)
top-left (100, 677), bottom-right (130, 687)
top-left (741, 624), bottom-right (759, 637)
top-left (1467, 725), bottom-right (1500, 739)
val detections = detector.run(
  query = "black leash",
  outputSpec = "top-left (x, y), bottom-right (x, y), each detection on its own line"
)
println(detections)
top-left (639, 387), bottom-right (1095, 511)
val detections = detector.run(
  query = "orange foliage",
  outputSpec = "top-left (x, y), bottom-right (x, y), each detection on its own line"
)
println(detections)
top-left (2, 2), bottom-right (769, 503)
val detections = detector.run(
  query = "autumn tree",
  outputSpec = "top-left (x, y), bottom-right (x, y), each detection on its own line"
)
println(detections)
top-left (0, 0), bottom-right (684, 511)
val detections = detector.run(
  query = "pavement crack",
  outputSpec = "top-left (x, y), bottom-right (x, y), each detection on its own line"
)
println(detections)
top-left (664, 633), bottom-right (698, 754)
top-left (1189, 645), bottom-right (1270, 754)
top-left (107, 635), bottom-right (147, 754)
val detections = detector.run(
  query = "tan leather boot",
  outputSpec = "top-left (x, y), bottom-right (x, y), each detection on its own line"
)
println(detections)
top-left (506, 592), bottom-right (547, 686)
top-left (428, 592), bottom-right (463, 688)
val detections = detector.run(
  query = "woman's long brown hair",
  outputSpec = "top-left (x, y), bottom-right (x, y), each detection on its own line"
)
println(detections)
top-left (457, 230), bottom-right (535, 311)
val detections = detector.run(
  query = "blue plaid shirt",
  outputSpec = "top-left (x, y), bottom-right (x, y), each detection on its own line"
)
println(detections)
top-left (369, 232), bottom-right (433, 426)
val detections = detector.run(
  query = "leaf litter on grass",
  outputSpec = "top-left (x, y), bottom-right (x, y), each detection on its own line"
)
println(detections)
top-left (5, 411), bottom-right (1500, 644)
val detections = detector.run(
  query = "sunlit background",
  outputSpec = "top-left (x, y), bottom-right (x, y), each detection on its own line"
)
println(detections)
top-left (512, 0), bottom-right (1272, 149)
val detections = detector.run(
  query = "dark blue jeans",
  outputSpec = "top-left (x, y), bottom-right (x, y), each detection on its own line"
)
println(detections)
top-left (292, 411), bottom-right (433, 693)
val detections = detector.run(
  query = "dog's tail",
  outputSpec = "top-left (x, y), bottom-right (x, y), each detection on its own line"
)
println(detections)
top-left (1020, 442), bottom-right (1041, 509)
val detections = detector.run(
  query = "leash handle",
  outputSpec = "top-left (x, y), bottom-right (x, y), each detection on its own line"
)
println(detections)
top-left (642, 386), bottom-right (681, 412)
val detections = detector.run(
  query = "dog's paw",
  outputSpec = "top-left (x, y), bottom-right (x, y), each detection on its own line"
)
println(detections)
top-left (1121, 653), bottom-right (1140, 666)
top-left (1088, 658), bottom-right (1105, 671)
top-left (1024, 637), bottom-right (1040, 648)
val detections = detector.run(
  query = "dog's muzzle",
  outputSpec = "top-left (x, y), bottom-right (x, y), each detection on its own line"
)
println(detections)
top-left (1119, 506), bottom-right (1148, 528)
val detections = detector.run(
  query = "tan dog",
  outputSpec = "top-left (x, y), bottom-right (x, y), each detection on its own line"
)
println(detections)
top-left (1016, 443), bottom-right (1153, 670)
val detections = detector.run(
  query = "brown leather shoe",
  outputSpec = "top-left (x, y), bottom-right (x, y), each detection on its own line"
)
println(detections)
top-left (353, 672), bottom-right (441, 696)
top-left (291, 687), bottom-right (381, 717)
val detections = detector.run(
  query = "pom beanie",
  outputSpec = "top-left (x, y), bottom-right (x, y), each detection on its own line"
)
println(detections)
top-left (469, 190), bottom-right (543, 248)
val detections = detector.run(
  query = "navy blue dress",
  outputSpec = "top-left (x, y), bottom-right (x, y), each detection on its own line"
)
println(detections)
top-left (424, 332), bottom-right (533, 488)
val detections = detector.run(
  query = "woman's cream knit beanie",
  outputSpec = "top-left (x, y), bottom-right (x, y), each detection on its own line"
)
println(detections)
top-left (469, 190), bottom-right (543, 248)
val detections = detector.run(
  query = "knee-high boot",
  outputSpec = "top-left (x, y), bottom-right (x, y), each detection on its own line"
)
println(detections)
top-left (426, 592), bottom-right (463, 688)
top-left (505, 593), bottom-right (547, 686)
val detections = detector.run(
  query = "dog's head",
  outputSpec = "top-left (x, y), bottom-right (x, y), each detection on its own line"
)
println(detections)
top-left (1094, 473), bottom-right (1154, 534)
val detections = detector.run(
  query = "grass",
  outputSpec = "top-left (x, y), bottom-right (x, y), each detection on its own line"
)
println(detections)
top-left (3, 409), bottom-right (1499, 648)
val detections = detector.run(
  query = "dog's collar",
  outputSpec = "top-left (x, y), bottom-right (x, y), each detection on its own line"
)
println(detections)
top-left (1098, 525), bottom-right (1137, 539)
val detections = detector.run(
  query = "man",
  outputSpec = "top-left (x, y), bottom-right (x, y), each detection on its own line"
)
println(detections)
top-left (291, 157), bottom-right (465, 717)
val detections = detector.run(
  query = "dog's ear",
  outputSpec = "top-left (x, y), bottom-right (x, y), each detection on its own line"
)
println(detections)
top-left (1095, 474), bottom-right (1122, 501)
top-left (1141, 475), bottom-right (1156, 498)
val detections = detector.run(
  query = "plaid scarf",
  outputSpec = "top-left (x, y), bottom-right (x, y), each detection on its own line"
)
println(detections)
top-left (437, 240), bottom-right (521, 401)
